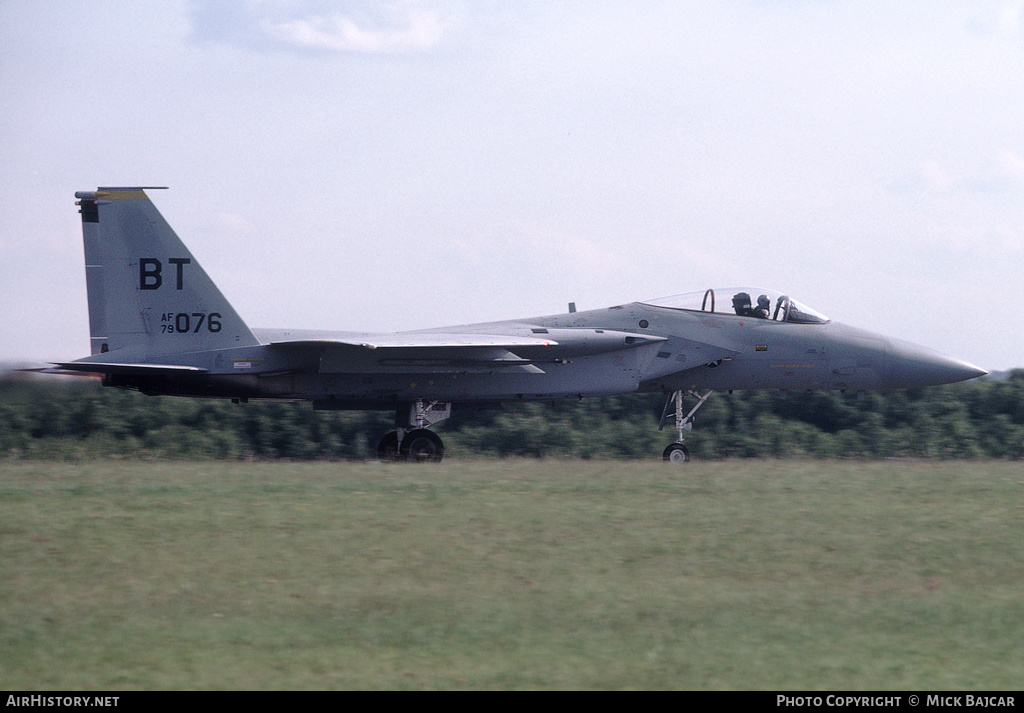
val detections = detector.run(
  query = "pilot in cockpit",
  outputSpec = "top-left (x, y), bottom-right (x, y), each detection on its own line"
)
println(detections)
top-left (734, 291), bottom-right (772, 319)
top-left (753, 294), bottom-right (771, 319)
top-left (732, 292), bottom-right (753, 316)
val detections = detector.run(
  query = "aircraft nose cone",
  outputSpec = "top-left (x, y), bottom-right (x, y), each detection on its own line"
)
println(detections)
top-left (886, 338), bottom-right (987, 388)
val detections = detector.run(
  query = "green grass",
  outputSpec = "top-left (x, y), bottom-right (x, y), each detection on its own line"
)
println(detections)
top-left (1, 459), bottom-right (1022, 689)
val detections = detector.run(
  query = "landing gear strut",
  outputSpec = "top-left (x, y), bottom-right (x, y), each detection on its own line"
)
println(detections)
top-left (659, 389), bottom-right (714, 463)
top-left (376, 400), bottom-right (451, 463)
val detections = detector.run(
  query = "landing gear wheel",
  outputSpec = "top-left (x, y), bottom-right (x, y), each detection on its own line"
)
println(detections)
top-left (400, 429), bottom-right (445, 463)
top-left (663, 443), bottom-right (690, 463)
top-left (376, 431), bottom-right (401, 462)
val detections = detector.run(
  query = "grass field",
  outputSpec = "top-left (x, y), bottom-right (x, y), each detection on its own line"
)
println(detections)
top-left (1, 459), bottom-right (1022, 690)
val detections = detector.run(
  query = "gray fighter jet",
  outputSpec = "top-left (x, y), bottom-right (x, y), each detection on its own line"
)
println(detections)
top-left (48, 187), bottom-right (986, 462)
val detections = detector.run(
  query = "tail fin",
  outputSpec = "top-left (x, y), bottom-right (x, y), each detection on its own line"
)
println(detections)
top-left (75, 187), bottom-right (260, 358)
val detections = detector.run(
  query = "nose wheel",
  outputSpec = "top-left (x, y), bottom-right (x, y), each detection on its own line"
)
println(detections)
top-left (662, 443), bottom-right (690, 462)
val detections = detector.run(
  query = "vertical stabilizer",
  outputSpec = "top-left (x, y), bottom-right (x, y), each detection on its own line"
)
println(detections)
top-left (75, 188), bottom-right (259, 357)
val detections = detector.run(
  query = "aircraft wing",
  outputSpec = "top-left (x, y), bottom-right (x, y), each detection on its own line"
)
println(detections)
top-left (269, 333), bottom-right (559, 350)
top-left (271, 329), bottom-right (668, 375)
top-left (269, 328), bottom-right (665, 351)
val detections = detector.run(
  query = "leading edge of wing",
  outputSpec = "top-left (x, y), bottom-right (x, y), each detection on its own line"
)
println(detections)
top-left (267, 329), bottom-right (668, 351)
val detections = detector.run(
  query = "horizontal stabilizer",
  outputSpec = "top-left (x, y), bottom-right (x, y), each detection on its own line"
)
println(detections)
top-left (50, 362), bottom-right (208, 375)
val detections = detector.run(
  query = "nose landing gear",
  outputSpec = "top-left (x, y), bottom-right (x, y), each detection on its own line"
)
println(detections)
top-left (659, 389), bottom-right (714, 463)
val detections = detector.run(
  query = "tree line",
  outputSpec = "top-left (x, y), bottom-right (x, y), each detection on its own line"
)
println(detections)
top-left (2, 372), bottom-right (1024, 460)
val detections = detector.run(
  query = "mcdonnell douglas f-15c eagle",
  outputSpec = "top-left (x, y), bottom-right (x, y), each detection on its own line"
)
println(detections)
top-left (46, 187), bottom-right (986, 462)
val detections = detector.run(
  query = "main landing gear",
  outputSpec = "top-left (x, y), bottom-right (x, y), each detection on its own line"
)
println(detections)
top-left (659, 389), bottom-right (714, 463)
top-left (377, 393), bottom-right (714, 463)
top-left (376, 400), bottom-right (451, 463)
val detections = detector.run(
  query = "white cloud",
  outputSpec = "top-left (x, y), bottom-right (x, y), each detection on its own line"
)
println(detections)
top-left (904, 152), bottom-right (1024, 196)
top-left (921, 160), bottom-right (955, 193)
top-left (997, 149), bottom-right (1024, 185)
top-left (260, 4), bottom-right (449, 53)
top-left (969, 0), bottom-right (1024, 38)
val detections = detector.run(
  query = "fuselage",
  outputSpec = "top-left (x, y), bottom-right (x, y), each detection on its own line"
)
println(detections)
top-left (103, 296), bottom-right (985, 407)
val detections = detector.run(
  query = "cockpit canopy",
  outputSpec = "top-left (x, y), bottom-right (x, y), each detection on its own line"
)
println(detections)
top-left (641, 288), bottom-right (830, 324)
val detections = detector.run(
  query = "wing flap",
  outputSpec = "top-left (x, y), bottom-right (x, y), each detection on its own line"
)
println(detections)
top-left (318, 346), bottom-right (550, 374)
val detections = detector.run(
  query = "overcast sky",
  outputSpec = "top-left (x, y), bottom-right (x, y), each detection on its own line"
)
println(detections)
top-left (2, 1), bottom-right (1022, 371)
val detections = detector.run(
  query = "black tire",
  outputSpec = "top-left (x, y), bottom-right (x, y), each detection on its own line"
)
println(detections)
top-left (400, 429), bottom-right (445, 463)
top-left (376, 431), bottom-right (401, 462)
top-left (662, 443), bottom-right (690, 463)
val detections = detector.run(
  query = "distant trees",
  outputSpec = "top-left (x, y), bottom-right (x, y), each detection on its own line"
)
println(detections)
top-left (2, 371), bottom-right (1024, 460)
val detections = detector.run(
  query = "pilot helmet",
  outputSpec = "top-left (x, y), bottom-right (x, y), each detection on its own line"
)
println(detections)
top-left (732, 292), bottom-right (751, 308)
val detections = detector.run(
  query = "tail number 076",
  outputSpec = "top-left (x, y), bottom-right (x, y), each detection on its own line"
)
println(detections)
top-left (161, 312), bottom-right (222, 334)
